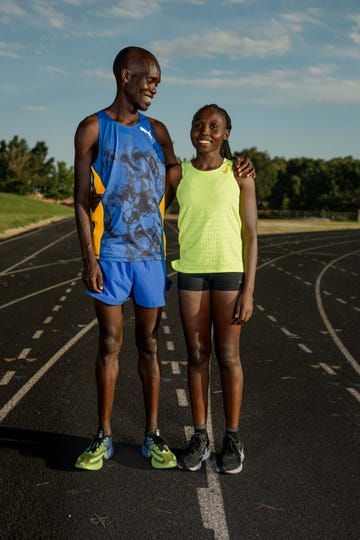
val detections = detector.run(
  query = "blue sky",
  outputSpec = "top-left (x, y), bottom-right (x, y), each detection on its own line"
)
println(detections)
top-left (1, 0), bottom-right (359, 167)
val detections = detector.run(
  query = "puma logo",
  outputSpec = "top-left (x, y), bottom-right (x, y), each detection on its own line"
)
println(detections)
top-left (140, 126), bottom-right (153, 140)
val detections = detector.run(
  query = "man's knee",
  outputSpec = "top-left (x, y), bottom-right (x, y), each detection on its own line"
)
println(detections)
top-left (98, 333), bottom-right (122, 357)
top-left (136, 333), bottom-right (158, 356)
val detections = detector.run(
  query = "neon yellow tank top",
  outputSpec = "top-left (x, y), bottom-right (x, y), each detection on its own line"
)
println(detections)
top-left (171, 158), bottom-right (244, 273)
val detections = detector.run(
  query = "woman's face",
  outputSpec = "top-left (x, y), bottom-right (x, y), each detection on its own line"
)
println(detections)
top-left (190, 107), bottom-right (229, 154)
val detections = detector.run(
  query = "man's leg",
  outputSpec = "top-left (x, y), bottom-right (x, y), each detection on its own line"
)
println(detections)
top-left (94, 299), bottom-right (124, 436)
top-left (134, 303), bottom-right (177, 468)
top-left (133, 304), bottom-right (162, 433)
top-left (75, 300), bottom-right (123, 470)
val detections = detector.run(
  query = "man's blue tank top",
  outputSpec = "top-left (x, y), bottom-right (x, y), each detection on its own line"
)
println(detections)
top-left (90, 110), bottom-right (166, 262)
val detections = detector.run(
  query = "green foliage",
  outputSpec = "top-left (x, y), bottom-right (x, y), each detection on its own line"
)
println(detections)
top-left (0, 136), bottom-right (359, 212)
top-left (0, 136), bottom-right (73, 199)
top-left (235, 148), bottom-right (360, 212)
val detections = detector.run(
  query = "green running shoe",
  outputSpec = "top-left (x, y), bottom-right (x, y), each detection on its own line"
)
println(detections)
top-left (75, 430), bottom-right (114, 471)
top-left (141, 429), bottom-right (177, 469)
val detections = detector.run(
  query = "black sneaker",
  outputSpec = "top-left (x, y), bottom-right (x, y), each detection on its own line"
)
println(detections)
top-left (217, 433), bottom-right (244, 474)
top-left (178, 432), bottom-right (210, 471)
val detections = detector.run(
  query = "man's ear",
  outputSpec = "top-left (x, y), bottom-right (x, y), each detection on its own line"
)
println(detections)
top-left (121, 68), bottom-right (130, 83)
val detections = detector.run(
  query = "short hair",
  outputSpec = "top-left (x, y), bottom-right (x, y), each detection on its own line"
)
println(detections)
top-left (192, 104), bottom-right (233, 159)
top-left (113, 46), bottom-right (160, 80)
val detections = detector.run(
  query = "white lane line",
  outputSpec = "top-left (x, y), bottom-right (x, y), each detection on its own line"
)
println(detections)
top-left (52, 305), bottom-right (62, 312)
top-left (0, 277), bottom-right (81, 310)
top-left (32, 330), bottom-right (43, 339)
top-left (281, 327), bottom-right (298, 338)
top-left (184, 425), bottom-right (193, 441)
top-left (336, 298), bottom-right (347, 304)
top-left (44, 316), bottom-right (53, 324)
top-left (197, 365), bottom-right (229, 540)
top-left (18, 348), bottom-right (31, 360)
top-left (59, 296), bottom-right (67, 302)
top-left (267, 315), bottom-right (277, 322)
top-left (176, 389), bottom-right (188, 407)
top-left (0, 371), bottom-right (16, 385)
top-left (319, 363), bottom-right (337, 375)
top-left (0, 229), bottom-right (75, 276)
top-left (354, 307), bottom-right (360, 313)
top-left (315, 249), bottom-right (360, 376)
top-left (161, 311), bottom-right (167, 319)
top-left (166, 341), bottom-right (175, 351)
top-left (0, 319), bottom-right (97, 423)
top-left (346, 388), bottom-right (360, 403)
top-left (298, 343), bottom-right (312, 353)
top-left (163, 325), bottom-right (171, 334)
top-left (171, 362), bottom-right (181, 374)
top-left (256, 305), bottom-right (265, 311)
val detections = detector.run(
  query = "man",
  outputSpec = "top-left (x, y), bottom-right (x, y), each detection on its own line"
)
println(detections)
top-left (74, 46), bottom-right (254, 471)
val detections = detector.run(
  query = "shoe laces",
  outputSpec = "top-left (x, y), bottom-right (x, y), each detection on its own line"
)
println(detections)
top-left (88, 431), bottom-right (105, 453)
top-left (151, 434), bottom-right (167, 451)
top-left (223, 434), bottom-right (241, 457)
top-left (188, 432), bottom-right (208, 453)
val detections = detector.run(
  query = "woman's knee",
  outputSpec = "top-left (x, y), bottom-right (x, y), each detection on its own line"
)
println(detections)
top-left (215, 347), bottom-right (240, 369)
top-left (187, 346), bottom-right (211, 368)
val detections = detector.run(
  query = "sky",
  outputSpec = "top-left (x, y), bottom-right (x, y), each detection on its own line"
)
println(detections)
top-left (1, 0), bottom-right (360, 168)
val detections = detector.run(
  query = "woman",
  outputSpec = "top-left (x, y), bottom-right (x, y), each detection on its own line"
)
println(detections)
top-left (166, 104), bottom-right (258, 473)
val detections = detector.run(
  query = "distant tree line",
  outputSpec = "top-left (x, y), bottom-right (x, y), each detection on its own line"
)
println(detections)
top-left (0, 136), bottom-right (73, 200)
top-left (234, 148), bottom-right (360, 213)
top-left (1, 137), bottom-right (359, 214)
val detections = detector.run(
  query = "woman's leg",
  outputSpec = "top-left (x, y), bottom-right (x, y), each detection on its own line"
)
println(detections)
top-left (178, 289), bottom-right (212, 427)
top-left (211, 291), bottom-right (243, 429)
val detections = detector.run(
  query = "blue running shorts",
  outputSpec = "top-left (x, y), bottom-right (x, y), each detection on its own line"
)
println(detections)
top-left (86, 260), bottom-right (166, 308)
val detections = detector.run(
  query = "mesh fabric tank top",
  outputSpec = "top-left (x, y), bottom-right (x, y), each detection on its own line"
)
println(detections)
top-left (171, 159), bottom-right (244, 273)
top-left (90, 110), bottom-right (165, 261)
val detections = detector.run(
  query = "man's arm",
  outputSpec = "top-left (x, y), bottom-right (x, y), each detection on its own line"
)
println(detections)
top-left (149, 118), bottom-right (182, 209)
top-left (74, 114), bottom-right (103, 293)
top-left (233, 156), bottom-right (256, 179)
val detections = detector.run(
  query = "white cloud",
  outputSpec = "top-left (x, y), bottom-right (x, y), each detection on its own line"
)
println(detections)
top-left (0, 1), bottom-right (26, 17)
top-left (306, 64), bottom-right (335, 76)
top-left (98, 0), bottom-right (161, 19)
top-left (0, 41), bottom-right (21, 58)
top-left (348, 14), bottom-right (360, 44)
top-left (39, 65), bottom-right (68, 76)
top-left (83, 68), bottom-right (113, 80)
top-left (23, 105), bottom-right (48, 111)
top-left (32, 0), bottom-right (66, 29)
top-left (163, 68), bottom-right (360, 104)
top-left (152, 30), bottom-right (291, 60)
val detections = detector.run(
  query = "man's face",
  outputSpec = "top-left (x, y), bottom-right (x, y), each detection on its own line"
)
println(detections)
top-left (125, 60), bottom-right (161, 111)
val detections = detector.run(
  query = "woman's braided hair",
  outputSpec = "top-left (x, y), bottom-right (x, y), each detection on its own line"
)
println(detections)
top-left (192, 104), bottom-right (233, 159)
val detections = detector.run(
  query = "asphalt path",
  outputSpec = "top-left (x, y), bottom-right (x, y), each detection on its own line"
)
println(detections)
top-left (0, 218), bottom-right (359, 539)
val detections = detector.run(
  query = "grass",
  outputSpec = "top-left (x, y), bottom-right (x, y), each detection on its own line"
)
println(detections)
top-left (0, 193), bottom-right (359, 238)
top-left (0, 193), bottom-right (74, 236)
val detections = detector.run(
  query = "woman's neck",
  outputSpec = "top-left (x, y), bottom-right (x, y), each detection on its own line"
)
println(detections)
top-left (191, 154), bottom-right (224, 171)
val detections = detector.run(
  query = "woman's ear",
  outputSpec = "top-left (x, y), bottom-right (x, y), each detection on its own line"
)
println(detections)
top-left (224, 129), bottom-right (230, 140)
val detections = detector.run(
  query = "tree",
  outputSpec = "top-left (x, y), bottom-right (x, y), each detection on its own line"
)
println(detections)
top-left (234, 147), bottom-right (278, 208)
top-left (45, 161), bottom-right (74, 200)
top-left (0, 136), bottom-right (33, 194)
